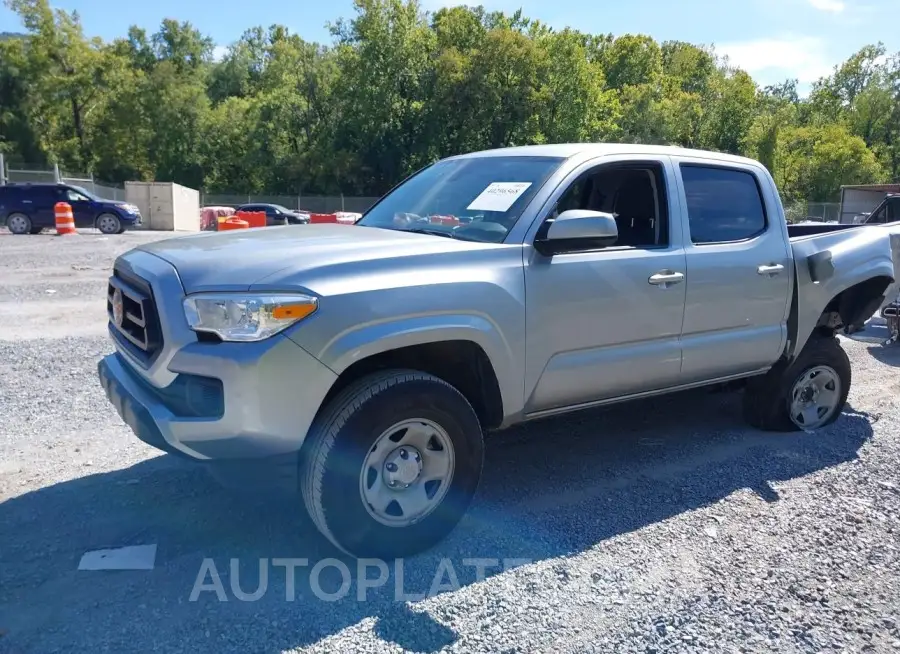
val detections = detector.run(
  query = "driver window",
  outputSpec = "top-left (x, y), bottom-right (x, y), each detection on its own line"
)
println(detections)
top-left (550, 163), bottom-right (669, 248)
top-left (66, 189), bottom-right (88, 203)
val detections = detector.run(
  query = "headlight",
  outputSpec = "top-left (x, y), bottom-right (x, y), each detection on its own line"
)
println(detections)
top-left (183, 293), bottom-right (317, 342)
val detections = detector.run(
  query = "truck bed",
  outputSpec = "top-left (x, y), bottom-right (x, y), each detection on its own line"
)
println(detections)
top-left (788, 221), bottom-right (900, 356)
top-left (787, 222), bottom-right (862, 238)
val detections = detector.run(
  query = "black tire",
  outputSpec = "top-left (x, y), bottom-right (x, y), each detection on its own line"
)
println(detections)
top-left (6, 212), bottom-right (32, 235)
top-left (96, 213), bottom-right (121, 235)
top-left (742, 335), bottom-right (851, 432)
top-left (300, 370), bottom-right (484, 559)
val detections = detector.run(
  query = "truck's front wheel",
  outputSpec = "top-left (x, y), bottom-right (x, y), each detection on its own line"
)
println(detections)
top-left (300, 370), bottom-right (484, 559)
top-left (743, 335), bottom-right (851, 432)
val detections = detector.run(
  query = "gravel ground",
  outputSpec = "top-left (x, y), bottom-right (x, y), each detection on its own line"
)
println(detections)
top-left (1, 229), bottom-right (900, 654)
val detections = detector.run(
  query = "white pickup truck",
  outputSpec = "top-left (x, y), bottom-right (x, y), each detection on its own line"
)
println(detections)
top-left (98, 144), bottom-right (900, 558)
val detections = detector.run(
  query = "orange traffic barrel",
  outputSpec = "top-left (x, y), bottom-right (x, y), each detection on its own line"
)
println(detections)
top-left (218, 218), bottom-right (249, 231)
top-left (310, 213), bottom-right (337, 224)
top-left (54, 202), bottom-right (77, 235)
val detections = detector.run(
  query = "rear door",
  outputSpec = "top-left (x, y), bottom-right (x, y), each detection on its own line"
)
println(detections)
top-left (672, 157), bottom-right (792, 382)
top-left (29, 186), bottom-right (62, 227)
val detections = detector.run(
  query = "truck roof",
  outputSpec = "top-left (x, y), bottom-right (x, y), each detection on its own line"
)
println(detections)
top-left (449, 143), bottom-right (762, 166)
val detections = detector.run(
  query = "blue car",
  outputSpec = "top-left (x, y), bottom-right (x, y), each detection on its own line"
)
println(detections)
top-left (0, 182), bottom-right (142, 235)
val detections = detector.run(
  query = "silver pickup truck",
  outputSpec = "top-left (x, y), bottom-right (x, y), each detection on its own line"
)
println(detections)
top-left (98, 144), bottom-right (900, 558)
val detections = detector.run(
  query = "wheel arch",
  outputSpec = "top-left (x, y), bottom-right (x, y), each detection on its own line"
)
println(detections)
top-left (317, 339), bottom-right (506, 431)
top-left (791, 273), bottom-right (895, 357)
top-left (304, 314), bottom-right (520, 428)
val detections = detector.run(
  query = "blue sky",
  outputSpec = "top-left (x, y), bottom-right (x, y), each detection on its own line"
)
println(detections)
top-left (1, 0), bottom-right (896, 92)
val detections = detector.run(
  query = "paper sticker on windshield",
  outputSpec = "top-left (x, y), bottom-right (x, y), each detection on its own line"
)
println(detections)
top-left (467, 182), bottom-right (532, 212)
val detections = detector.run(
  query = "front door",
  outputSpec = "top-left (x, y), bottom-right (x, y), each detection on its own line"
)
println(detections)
top-left (672, 157), bottom-right (792, 382)
top-left (523, 156), bottom-right (688, 415)
top-left (63, 188), bottom-right (96, 227)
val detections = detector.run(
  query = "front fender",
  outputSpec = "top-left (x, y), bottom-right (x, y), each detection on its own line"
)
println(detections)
top-left (296, 313), bottom-right (522, 421)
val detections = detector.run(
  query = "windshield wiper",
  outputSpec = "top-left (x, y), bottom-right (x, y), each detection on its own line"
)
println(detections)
top-left (401, 227), bottom-right (454, 238)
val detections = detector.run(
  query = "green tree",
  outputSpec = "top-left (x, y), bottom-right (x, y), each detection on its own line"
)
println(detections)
top-left (5, 0), bottom-right (116, 169)
top-left (2, 0), bottom-right (895, 202)
top-left (774, 124), bottom-right (885, 202)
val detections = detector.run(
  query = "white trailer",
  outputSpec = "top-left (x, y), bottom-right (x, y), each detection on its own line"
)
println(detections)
top-left (125, 181), bottom-right (200, 231)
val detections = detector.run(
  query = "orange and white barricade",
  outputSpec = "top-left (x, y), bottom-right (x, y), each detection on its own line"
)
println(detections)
top-left (54, 202), bottom-right (77, 236)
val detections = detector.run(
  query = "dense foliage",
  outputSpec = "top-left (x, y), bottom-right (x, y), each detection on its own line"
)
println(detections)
top-left (1, 0), bottom-right (897, 203)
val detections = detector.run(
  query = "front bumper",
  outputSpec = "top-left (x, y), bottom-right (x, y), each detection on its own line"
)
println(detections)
top-left (99, 333), bottom-right (337, 460)
top-left (98, 251), bottom-right (338, 461)
top-left (99, 353), bottom-right (183, 457)
top-left (121, 213), bottom-right (142, 228)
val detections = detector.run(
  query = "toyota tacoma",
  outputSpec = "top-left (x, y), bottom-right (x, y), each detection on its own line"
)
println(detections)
top-left (97, 144), bottom-right (900, 558)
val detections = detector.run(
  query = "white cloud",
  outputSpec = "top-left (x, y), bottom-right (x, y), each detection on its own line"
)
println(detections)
top-left (807, 0), bottom-right (845, 12)
top-left (716, 36), bottom-right (836, 87)
top-left (211, 45), bottom-right (229, 62)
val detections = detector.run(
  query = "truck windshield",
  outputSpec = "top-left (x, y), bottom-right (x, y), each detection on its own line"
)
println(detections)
top-left (357, 155), bottom-right (564, 243)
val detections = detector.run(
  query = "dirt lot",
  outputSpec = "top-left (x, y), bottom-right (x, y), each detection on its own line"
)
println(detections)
top-left (1, 229), bottom-right (899, 654)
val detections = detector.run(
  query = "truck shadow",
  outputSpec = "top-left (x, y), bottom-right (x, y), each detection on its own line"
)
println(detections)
top-left (867, 343), bottom-right (900, 366)
top-left (0, 389), bottom-right (875, 654)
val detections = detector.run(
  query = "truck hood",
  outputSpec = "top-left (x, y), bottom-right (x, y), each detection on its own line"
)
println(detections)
top-left (137, 224), bottom-right (502, 293)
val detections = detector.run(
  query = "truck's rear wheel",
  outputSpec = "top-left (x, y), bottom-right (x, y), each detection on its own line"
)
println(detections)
top-left (300, 370), bottom-right (484, 559)
top-left (742, 335), bottom-right (850, 432)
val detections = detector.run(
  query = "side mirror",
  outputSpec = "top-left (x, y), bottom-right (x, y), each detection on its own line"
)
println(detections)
top-left (534, 209), bottom-right (619, 256)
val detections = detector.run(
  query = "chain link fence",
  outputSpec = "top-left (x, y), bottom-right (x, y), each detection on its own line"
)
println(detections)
top-left (783, 201), bottom-right (841, 223)
top-left (0, 162), bottom-right (127, 201)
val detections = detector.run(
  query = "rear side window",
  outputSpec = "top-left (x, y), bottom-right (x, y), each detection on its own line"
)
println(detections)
top-left (680, 165), bottom-right (767, 244)
top-left (28, 187), bottom-right (62, 202)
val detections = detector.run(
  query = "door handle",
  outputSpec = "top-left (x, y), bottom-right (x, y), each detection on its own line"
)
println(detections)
top-left (648, 271), bottom-right (685, 287)
top-left (757, 263), bottom-right (785, 276)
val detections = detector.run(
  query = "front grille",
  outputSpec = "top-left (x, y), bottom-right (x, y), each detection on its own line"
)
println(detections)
top-left (108, 267), bottom-right (163, 364)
